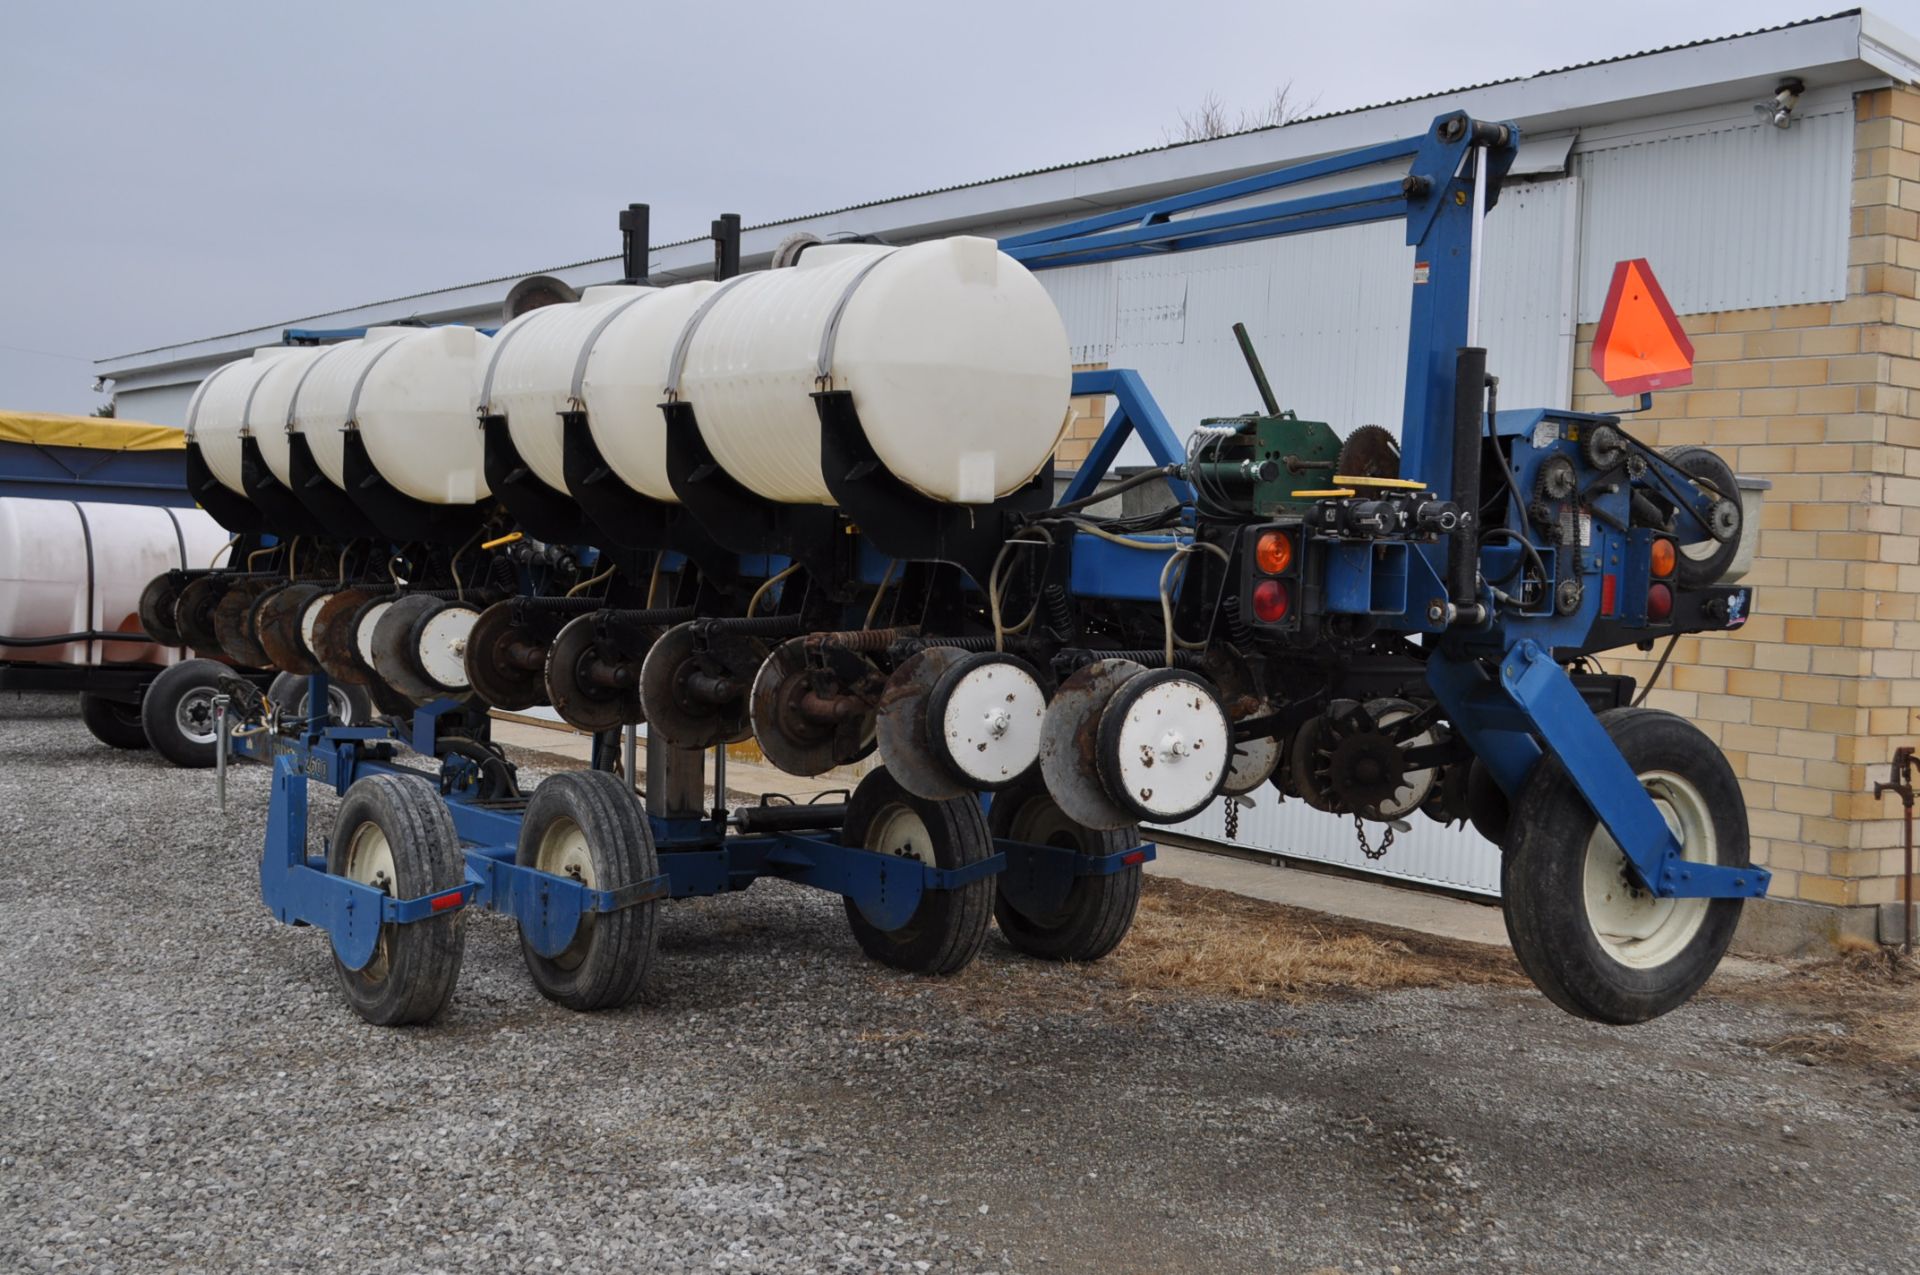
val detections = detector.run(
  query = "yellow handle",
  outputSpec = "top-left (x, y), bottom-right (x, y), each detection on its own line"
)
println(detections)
top-left (481, 531), bottom-right (524, 550)
top-left (1293, 488), bottom-right (1358, 499)
top-left (1331, 474), bottom-right (1426, 490)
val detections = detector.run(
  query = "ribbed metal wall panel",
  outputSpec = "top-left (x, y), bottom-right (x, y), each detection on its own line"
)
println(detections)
top-left (1573, 105), bottom-right (1853, 321)
top-left (1089, 177), bottom-right (1577, 466)
top-left (1163, 786), bottom-right (1502, 895)
top-left (1035, 262), bottom-right (1116, 365)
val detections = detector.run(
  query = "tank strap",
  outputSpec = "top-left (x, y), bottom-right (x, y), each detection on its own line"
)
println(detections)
top-left (477, 312), bottom-right (542, 416)
top-left (183, 361), bottom-right (240, 439)
top-left (284, 341), bottom-right (355, 432)
top-left (663, 275), bottom-right (754, 400)
top-left (815, 249), bottom-right (901, 382)
top-left (69, 500), bottom-right (95, 665)
top-left (344, 335), bottom-right (407, 429)
top-left (569, 290), bottom-right (661, 404)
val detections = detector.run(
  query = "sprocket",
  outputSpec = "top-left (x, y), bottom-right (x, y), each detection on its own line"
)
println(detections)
top-left (1336, 424), bottom-right (1400, 481)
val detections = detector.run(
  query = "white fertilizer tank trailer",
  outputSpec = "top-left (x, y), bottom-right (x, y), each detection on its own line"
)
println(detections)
top-left (149, 111), bottom-right (1767, 1028)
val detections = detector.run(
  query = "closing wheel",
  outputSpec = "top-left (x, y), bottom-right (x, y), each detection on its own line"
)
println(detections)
top-left (266, 671), bottom-right (373, 727)
top-left (256, 583), bottom-right (324, 674)
top-left (989, 771), bottom-right (1142, 963)
top-left (326, 773), bottom-right (467, 1026)
top-left (1501, 707), bottom-right (1748, 1025)
top-left (841, 768), bottom-right (994, 976)
top-left (1662, 446), bottom-right (1742, 587)
top-left (515, 770), bottom-right (660, 1011)
top-left (1095, 667), bottom-right (1230, 824)
top-left (369, 594), bottom-right (445, 703)
top-left (139, 657), bottom-right (228, 768)
top-left (638, 621), bottom-right (763, 747)
top-left (80, 693), bottom-right (149, 750)
top-left (138, 573), bottom-right (187, 646)
top-left (546, 613), bottom-right (645, 732)
top-left (464, 600), bottom-right (550, 711)
top-left (412, 601), bottom-right (481, 695)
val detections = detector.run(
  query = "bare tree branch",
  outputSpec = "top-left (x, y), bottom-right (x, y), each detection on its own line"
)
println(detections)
top-left (1164, 83), bottom-right (1318, 143)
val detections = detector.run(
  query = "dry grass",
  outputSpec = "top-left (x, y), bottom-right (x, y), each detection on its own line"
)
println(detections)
top-left (1103, 877), bottom-right (1523, 1004)
top-left (1742, 938), bottom-right (1920, 1073)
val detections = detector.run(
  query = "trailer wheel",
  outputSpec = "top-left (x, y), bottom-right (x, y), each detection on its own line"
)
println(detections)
top-left (80, 693), bottom-right (149, 750)
top-left (327, 774), bottom-right (467, 1026)
top-left (515, 771), bottom-right (660, 1011)
top-left (841, 768), bottom-right (993, 976)
top-left (140, 658), bottom-right (228, 768)
top-left (989, 772), bottom-right (1142, 962)
top-left (1501, 708), bottom-right (1747, 1025)
top-left (266, 672), bottom-right (373, 728)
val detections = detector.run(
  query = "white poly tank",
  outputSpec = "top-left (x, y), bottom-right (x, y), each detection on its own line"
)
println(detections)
top-left (184, 348), bottom-right (314, 496)
top-left (581, 279), bottom-right (721, 502)
top-left (244, 345), bottom-right (329, 486)
top-left (675, 237), bottom-right (1070, 505)
top-left (292, 326), bottom-right (494, 505)
top-left (483, 285), bottom-right (654, 494)
top-left (0, 497), bottom-right (228, 665)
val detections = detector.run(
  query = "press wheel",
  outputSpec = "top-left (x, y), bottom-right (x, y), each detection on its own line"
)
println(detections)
top-left (463, 600), bottom-right (549, 711)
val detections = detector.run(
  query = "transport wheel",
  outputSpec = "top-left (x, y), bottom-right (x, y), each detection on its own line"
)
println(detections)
top-left (80, 693), bottom-right (149, 750)
top-left (327, 773), bottom-right (467, 1026)
top-left (140, 658), bottom-right (228, 768)
top-left (266, 671), bottom-right (373, 727)
top-left (1662, 446), bottom-right (1742, 588)
top-left (515, 770), bottom-right (660, 1011)
top-left (989, 771), bottom-right (1142, 963)
top-left (1501, 708), bottom-right (1748, 1025)
top-left (841, 768), bottom-right (993, 976)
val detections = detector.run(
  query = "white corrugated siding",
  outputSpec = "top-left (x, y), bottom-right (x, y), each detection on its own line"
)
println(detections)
top-left (1572, 104), bottom-right (1853, 320)
top-left (1062, 177), bottom-right (1578, 467)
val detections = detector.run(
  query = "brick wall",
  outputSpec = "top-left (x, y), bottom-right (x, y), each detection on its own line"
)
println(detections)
top-left (1568, 86), bottom-right (1920, 912)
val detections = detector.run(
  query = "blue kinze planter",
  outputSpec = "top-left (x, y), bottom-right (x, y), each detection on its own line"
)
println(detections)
top-left (162, 111), bottom-right (1762, 1028)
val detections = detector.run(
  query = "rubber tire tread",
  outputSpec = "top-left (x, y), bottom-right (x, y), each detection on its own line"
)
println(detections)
top-left (515, 770), bottom-right (660, 1011)
top-left (841, 768), bottom-right (994, 976)
top-left (80, 693), bottom-right (150, 750)
top-left (989, 772), bottom-right (1142, 962)
top-left (326, 773), bottom-right (467, 1026)
top-left (268, 672), bottom-right (374, 727)
top-left (139, 658), bottom-right (228, 768)
top-left (1501, 707), bottom-right (1747, 1025)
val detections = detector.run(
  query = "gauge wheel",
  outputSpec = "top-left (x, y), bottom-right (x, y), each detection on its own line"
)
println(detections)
top-left (1501, 707), bottom-right (1748, 1025)
top-left (840, 768), bottom-right (994, 976)
top-left (326, 773), bottom-right (467, 1026)
top-left (515, 771), bottom-right (660, 1011)
top-left (990, 771), bottom-right (1143, 963)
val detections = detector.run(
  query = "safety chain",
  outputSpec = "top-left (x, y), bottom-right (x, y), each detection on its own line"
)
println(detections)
top-left (1224, 794), bottom-right (1240, 841)
top-left (1353, 814), bottom-right (1394, 861)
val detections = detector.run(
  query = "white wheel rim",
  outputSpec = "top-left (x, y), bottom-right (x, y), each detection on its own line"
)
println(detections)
top-left (417, 607), bottom-right (479, 691)
top-left (867, 803), bottom-right (935, 866)
top-left (534, 816), bottom-right (597, 888)
top-left (355, 601), bottom-right (393, 667)
top-left (175, 687), bottom-right (219, 744)
top-left (343, 820), bottom-right (398, 979)
top-left (299, 595), bottom-right (329, 653)
top-left (1105, 676), bottom-right (1227, 819)
top-left (940, 661), bottom-right (1045, 786)
top-left (1581, 770), bottom-right (1714, 970)
top-left (1221, 735), bottom-right (1279, 796)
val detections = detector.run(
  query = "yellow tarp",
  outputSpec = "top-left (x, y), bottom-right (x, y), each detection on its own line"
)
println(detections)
top-left (0, 411), bottom-right (186, 452)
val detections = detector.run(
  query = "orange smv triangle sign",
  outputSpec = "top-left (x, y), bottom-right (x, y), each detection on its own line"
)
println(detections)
top-left (1591, 258), bottom-right (1694, 396)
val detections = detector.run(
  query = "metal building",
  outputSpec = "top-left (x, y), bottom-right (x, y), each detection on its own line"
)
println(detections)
top-left (95, 12), bottom-right (1920, 935)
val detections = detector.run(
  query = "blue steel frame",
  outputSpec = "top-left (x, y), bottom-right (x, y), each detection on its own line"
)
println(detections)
top-left (1004, 113), bottom-right (1765, 903)
top-left (246, 674), bottom-right (1155, 965)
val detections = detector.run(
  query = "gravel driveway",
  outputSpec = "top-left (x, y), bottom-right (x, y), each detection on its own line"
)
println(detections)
top-left (4, 693), bottom-right (1918, 1274)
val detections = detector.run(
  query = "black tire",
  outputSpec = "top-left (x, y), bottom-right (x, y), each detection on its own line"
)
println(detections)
top-left (842, 768), bottom-right (994, 976)
top-left (80, 693), bottom-right (149, 750)
top-left (989, 771), bottom-right (1142, 962)
top-left (1466, 758), bottom-right (1511, 846)
top-left (326, 773), bottom-right (467, 1026)
top-left (267, 671), bottom-right (373, 727)
top-left (515, 770), bottom-right (660, 1011)
top-left (140, 658), bottom-right (228, 768)
top-left (1501, 708), bottom-right (1748, 1025)
top-left (1662, 446), bottom-right (1741, 588)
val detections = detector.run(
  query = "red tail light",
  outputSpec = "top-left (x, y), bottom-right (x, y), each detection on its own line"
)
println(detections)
top-left (1252, 579), bottom-right (1290, 623)
top-left (1647, 582), bottom-right (1673, 622)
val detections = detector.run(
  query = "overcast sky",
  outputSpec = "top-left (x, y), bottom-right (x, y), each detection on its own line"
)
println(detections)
top-left (3, 0), bottom-right (1914, 415)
